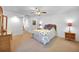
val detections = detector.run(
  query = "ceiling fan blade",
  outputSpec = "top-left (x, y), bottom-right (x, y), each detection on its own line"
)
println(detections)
top-left (42, 12), bottom-right (47, 13)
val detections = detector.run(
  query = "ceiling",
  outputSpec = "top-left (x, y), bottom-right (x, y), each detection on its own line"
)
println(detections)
top-left (2, 6), bottom-right (79, 16)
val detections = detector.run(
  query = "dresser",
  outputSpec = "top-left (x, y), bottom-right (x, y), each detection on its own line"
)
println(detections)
top-left (65, 32), bottom-right (75, 41)
top-left (0, 33), bottom-right (12, 52)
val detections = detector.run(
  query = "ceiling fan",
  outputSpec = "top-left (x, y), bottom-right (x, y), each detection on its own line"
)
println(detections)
top-left (31, 8), bottom-right (47, 16)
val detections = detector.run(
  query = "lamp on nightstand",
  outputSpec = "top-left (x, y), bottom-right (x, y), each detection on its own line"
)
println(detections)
top-left (67, 22), bottom-right (72, 32)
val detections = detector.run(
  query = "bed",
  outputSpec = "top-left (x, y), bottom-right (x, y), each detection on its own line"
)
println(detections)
top-left (32, 24), bottom-right (57, 45)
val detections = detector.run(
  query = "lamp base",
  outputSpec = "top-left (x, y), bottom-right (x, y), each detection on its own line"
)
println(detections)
top-left (68, 27), bottom-right (71, 33)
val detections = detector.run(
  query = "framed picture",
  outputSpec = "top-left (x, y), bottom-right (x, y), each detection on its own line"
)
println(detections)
top-left (32, 20), bottom-right (36, 25)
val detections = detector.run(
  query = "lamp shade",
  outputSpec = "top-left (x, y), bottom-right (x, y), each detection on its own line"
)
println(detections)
top-left (67, 23), bottom-right (72, 26)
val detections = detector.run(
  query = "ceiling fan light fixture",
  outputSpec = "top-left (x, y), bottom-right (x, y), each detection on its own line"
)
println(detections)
top-left (31, 7), bottom-right (47, 16)
top-left (35, 12), bottom-right (41, 16)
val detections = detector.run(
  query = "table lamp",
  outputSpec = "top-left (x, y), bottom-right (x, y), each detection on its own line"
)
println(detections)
top-left (67, 22), bottom-right (72, 32)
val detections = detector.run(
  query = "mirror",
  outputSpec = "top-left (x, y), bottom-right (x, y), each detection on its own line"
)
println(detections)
top-left (0, 15), bottom-right (8, 35)
top-left (1, 15), bottom-right (7, 35)
top-left (0, 16), bottom-right (2, 28)
top-left (0, 6), bottom-right (8, 35)
top-left (3, 16), bottom-right (7, 32)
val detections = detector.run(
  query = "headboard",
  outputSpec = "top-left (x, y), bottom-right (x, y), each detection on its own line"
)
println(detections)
top-left (44, 24), bottom-right (57, 31)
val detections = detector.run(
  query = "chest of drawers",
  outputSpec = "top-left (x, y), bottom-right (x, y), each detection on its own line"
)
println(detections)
top-left (65, 32), bottom-right (75, 41)
top-left (0, 34), bottom-right (12, 52)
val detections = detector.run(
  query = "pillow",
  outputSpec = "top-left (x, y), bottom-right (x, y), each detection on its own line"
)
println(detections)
top-left (44, 24), bottom-right (54, 30)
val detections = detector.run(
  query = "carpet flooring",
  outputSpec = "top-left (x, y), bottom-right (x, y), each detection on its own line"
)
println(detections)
top-left (12, 32), bottom-right (79, 52)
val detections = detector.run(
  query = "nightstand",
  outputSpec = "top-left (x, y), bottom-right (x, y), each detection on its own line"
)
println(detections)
top-left (65, 32), bottom-right (75, 41)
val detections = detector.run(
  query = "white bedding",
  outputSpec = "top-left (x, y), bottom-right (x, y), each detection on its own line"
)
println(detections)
top-left (33, 28), bottom-right (56, 45)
